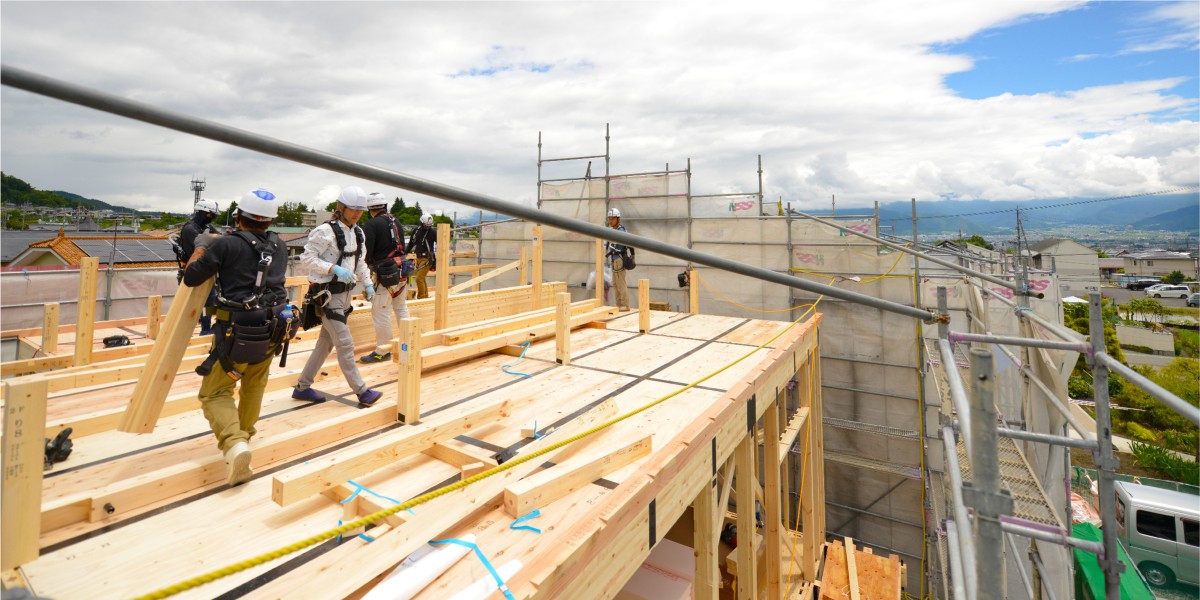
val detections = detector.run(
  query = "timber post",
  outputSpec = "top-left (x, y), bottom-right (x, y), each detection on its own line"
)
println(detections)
top-left (74, 257), bottom-right (99, 366)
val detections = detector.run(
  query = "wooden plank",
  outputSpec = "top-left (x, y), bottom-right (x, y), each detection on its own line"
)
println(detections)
top-left (439, 300), bottom-right (594, 346)
top-left (764, 396), bottom-right (784, 600)
top-left (396, 318), bottom-right (421, 424)
top-left (1, 376), bottom-right (47, 570)
top-left (690, 268), bottom-right (700, 315)
top-left (638, 278), bottom-right (650, 333)
top-left (1, 314), bottom-right (152, 340)
top-left (532, 224), bottom-right (543, 309)
top-left (736, 434), bottom-right (758, 600)
top-left (146, 295), bottom-right (162, 340)
top-left (555, 292), bottom-right (571, 365)
top-left (42, 303), bottom-right (59, 355)
top-left (595, 238), bottom-right (604, 307)
top-left (845, 537), bottom-right (861, 600)
top-left (271, 398), bottom-right (508, 506)
top-left (778, 407), bottom-right (810, 465)
top-left (503, 434), bottom-right (651, 517)
top-left (117, 278), bottom-right (214, 433)
top-left (446, 263), bottom-right (494, 275)
top-left (448, 258), bottom-right (520, 294)
top-left (420, 306), bottom-right (615, 371)
top-left (694, 473), bottom-right (720, 600)
top-left (435, 222), bottom-right (449, 330)
top-left (519, 245), bottom-right (529, 286)
top-left (422, 439), bottom-right (498, 469)
top-left (74, 257), bottom-right (99, 366)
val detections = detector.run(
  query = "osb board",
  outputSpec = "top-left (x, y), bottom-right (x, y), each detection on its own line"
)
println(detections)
top-left (18, 311), bottom-right (814, 599)
top-left (818, 540), bottom-right (903, 600)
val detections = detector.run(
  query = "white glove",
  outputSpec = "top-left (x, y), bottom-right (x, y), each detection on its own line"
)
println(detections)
top-left (364, 284), bottom-right (375, 301)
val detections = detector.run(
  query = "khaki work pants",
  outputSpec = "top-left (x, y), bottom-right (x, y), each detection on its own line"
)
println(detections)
top-left (199, 355), bottom-right (273, 454)
top-left (413, 258), bottom-right (433, 299)
top-left (611, 256), bottom-right (629, 310)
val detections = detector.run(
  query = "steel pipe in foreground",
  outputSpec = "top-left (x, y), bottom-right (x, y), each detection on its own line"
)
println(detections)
top-left (2, 64), bottom-right (936, 323)
top-left (1094, 352), bottom-right (1200, 426)
top-left (948, 330), bottom-right (1091, 354)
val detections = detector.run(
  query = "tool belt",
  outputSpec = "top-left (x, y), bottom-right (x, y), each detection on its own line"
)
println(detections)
top-left (299, 282), bottom-right (355, 329)
top-left (196, 304), bottom-right (297, 380)
top-left (373, 258), bottom-right (403, 288)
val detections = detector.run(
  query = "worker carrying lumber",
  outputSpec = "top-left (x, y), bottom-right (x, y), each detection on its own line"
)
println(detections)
top-left (405, 213), bottom-right (436, 299)
top-left (183, 188), bottom-right (295, 486)
top-left (359, 192), bottom-right (413, 363)
top-left (175, 198), bottom-right (221, 335)
top-left (604, 207), bottom-right (634, 311)
top-left (292, 186), bottom-right (383, 405)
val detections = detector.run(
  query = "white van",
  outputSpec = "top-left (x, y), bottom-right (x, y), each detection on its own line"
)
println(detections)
top-left (1114, 481), bottom-right (1200, 587)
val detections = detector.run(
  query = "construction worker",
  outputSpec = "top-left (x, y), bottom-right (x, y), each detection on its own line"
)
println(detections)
top-left (359, 192), bottom-right (410, 363)
top-left (178, 198), bottom-right (220, 334)
top-left (604, 208), bottom-right (634, 311)
top-left (291, 186), bottom-right (382, 405)
top-left (183, 188), bottom-right (292, 486)
top-left (406, 213), bottom-right (436, 299)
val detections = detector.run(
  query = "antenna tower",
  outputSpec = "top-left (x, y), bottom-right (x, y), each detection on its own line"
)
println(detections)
top-left (190, 176), bottom-right (206, 204)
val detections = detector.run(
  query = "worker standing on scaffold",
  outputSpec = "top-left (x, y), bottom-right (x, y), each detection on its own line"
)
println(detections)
top-left (291, 186), bottom-right (383, 406)
top-left (184, 188), bottom-right (295, 486)
top-left (604, 207), bottom-right (634, 311)
top-left (359, 192), bottom-right (412, 363)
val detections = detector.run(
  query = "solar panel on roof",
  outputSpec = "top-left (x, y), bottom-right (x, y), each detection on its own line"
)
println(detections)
top-left (74, 239), bottom-right (176, 263)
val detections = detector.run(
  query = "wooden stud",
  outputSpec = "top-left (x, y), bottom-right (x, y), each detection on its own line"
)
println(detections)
top-left (693, 473), bottom-right (720, 599)
top-left (41, 303), bottom-right (59, 355)
top-left (1, 376), bottom-right (48, 570)
top-left (735, 434), bottom-right (758, 600)
top-left (117, 278), bottom-right (214, 433)
top-left (531, 224), bottom-right (543, 309)
top-left (844, 537), bottom-right (861, 600)
top-left (146, 295), bottom-right (162, 340)
top-left (595, 238), bottom-right (604, 307)
top-left (74, 257), bottom-right (99, 366)
top-left (448, 258), bottom-right (521, 294)
top-left (502, 434), bottom-right (651, 517)
top-left (422, 440), bottom-right (498, 470)
top-left (435, 222), bottom-right (450, 330)
top-left (461, 462), bottom-right (488, 480)
top-left (396, 318), bottom-right (421, 424)
top-left (764, 397), bottom-right (783, 600)
top-left (555, 291), bottom-right (571, 365)
top-left (519, 245), bottom-right (529, 286)
top-left (638, 278), bottom-right (650, 333)
top-left (778, 408), bottom-right (810, 465)
top-left (689, 268), bottom-right (700, 315)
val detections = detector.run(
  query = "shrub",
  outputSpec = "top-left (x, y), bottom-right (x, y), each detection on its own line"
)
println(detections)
top-left (1130, 441), bottom-right (1200, 486)
top-left (1124, 422), bottom-right (1157, 443)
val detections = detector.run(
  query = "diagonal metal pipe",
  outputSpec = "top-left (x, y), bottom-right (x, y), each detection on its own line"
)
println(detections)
top-left (2, 64), bottom-right (937, 322)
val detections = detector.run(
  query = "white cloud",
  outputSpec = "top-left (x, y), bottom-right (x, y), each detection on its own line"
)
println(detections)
top-left (1, 0), bottom-right (1196, 216)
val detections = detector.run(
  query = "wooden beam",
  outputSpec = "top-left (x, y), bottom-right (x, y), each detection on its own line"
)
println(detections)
top-left (595, 238), bottom-right (604, 307)
top-left (693, 474), bottom-right (720, 600)
top-left (440, 300), bottom-right (594, 346)
top-left (396, 318), bottom-right (421, 424)
top-left (422, 440), bottom-right (498, 470)
top-left (764, 396), bottom-right (784, 600)
top-left (42, 303), bottom-right (59, 355)
top-left (844, 537), bottom-right (861, 600)
top-left (735, 434), bottom-right (758, 600)
top-left (519, 245), bottom-right (529, 286)
top-left (74, 257), bottom-right (99, 366)
top-left (531, 224), bottom-right (543, 309)
top-left (420, 305), bottom-right (614, 370)
top-left (435, 222), bottom-right (450, 330)
top-left (271, 398), bottom-right (509, 507)
top-left (146, 295), bottom-right (162, 340)
top-left (448, 258), bottom-right (520, 294)
top-left (689, 268), bottom-right (700, 315)
top-left (503, 434), bottom-right (651, 517)
top-left (778, 408), bottom-right (809, 465)
top-left (446, 263), bottom-right (495, 275)
top-left (1, 376), bottom-right (47, 570)
top-left (638, 278), bottom-right (650, 333)
top-left (117, 278), bottom-right (214, 433)
top-left (555, 292), bottom-right (571, 365)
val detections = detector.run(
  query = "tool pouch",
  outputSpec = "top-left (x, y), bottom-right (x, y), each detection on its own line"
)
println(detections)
top-left (374, 258), bottom-right (403, 287)
top-left (229, 322), bottom-right (273, 364)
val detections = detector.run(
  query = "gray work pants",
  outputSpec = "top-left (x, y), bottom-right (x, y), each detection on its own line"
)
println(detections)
top-left (371, 281), bottom-right (411, 352)
top-left (297, 290), bottom-right (367, 394)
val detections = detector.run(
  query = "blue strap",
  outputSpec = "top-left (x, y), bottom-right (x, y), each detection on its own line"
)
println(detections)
top-left (430, 538), bottom-right (515, 600)
top-left (336, 519), bottom-right (377, 543)
top-left (502, 341), bottom-right (532, 378)
top-left (342, 480), bottom-right (404, 506)
top-left (530, 420), bottom-right (545, 439)
top-left (510, 510), bottom-right (543, 534)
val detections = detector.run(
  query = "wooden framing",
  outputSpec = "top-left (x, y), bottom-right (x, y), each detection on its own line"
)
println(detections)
top-left (41, 304), bottom-right (59, 355)
top-left (396, 319), bottom-right (421, 424)
top-left (74, 257), bottom-right (98, 366)
top-left (638, 278), bottom-right (650, 333)
top-left (1, 376), bottom-right (47, 570)
top-left (146, 295), bottom-right (162, 340)
top-left (531, 224), bottom-right (543, 309)
top-left (435, 223), bottom-right (450, 330)
top-left (448, 257), bottom-right (521, 294)
top-left (555, 292), bottom-right (571, 365)
top-left (595, 238), bottom-right (604, 307)
top-left (690, 268), bottom-right (700, 315)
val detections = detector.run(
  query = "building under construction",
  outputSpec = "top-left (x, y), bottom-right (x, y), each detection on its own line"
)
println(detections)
top-left (1, 66), bottom-right (1197, 600)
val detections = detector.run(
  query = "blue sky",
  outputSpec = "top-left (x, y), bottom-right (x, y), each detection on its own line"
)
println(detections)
top-left (941, 1), bottom-right (1199, 109)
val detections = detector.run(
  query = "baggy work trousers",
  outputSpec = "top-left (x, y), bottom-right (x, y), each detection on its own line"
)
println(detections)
top-left (413, 257), bottom-right (433, 299)
top-left (199, 354), bottom-right (272, 453)
top-left (371, 278), bottom-right (411, 352)
top-left (610, 255), bottom-right (629, 310)
top-left (297, 290), bottom-right (368, 394)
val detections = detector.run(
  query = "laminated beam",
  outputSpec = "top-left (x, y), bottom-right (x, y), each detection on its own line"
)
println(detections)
top-left (638, 279), bottom-right (650, 333)
top-left (503, 434), bottom-right (651, 517)
top-left (74, 257), bottom-right (98, 366)
top-left (146, 295), bottom-right (162, 340)
top-left (555, 292), bottom-right (571, 365)
top-left (41, 303), bottom-right (59, 355)
top-left (448, 258), bottom-right (520, 294)
top-left (531, 224), bottom-right (543, 309)
top-left (396, 319), bottom-right (422, 424)
top-left (1, 376), bottom-right (47, 570)
top-left (435, 223), bottom-right (449, 330)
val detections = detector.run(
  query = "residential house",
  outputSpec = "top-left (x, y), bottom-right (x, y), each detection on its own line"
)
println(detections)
top-left (1121, 250), bottom-right (1199, 280)
top-left (1027, 238), bottom-right (1100, 296)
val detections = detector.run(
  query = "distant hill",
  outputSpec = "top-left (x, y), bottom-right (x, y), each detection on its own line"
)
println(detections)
top-left (49, 190), bottom-right (122, 212)
top-left (2, 173), bottom-right (141, 213)
top-left (1130, 204), bottom-right (1200, 231)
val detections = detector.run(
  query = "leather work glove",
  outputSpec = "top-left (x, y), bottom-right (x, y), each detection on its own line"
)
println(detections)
top-left (364, 284), bottom-right (376, 301)
top-left (331, 265), bottom-right (356, 284)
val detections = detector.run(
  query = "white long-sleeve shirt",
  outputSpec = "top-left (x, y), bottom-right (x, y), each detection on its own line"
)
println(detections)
top-left (300, 220), bottom-right (371, 284)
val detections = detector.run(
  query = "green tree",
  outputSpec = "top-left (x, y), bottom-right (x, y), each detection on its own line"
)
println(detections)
top-left (1163, 270), bottom-right (1186, 285)
top-left (217, 201), bottom-right (239, 227)
top-left (1127, 297), bottom-right (1164, 323)
top-left (273, 201), bottom-right (310, 227)
top-left (324, 200), bottom-right (338, 213)
top-left (1117, 358), bottom-right (1199, 453)
top-left (390, 197), bottom-right (406, 218)
top-left (1064, 298), bottom-right (1126, 399)
top-left (937, 234), bottom-right (993, 250)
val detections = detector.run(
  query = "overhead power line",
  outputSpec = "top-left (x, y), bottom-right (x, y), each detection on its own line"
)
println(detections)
top-left (892, 186), bottom-right (1199, 222)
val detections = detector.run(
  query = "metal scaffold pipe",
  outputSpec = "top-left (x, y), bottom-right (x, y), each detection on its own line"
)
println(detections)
top-left (964, 348), bottom-right (1013, 600)
top-left (1, 64), bottom-right (936, 322)
top-left (1087, 293), bottom-right (1125, 598)
top-left (942, 426), bottom-right (978, 600)
top-left (790, 209), bottom-right (1042, 297)
top-left (949, 330), bottom-right (1091, 354)
top-left (1094, 352), bottom-right (1200, 426)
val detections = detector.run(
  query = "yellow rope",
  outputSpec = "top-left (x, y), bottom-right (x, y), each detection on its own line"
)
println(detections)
top-left (135, 304), bottom-right (819, 600)
top-left (694, 270), bottom-right (820, 314)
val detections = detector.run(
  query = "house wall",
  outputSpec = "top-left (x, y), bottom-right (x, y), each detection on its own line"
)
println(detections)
top-left (1035, 240), bottom-right (1099, 296)
top-left (1122, 257), bottom-right (1199, 278)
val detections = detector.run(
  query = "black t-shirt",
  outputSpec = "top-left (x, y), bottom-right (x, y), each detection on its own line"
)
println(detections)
top-left (183, 230), bottom-right (288, 305)
top-left (408, 225), bottom-right (435, 258)
top-left (178, 214), bottom-right (216, 261)
top-left (362, 213), bottom-right (405, 264)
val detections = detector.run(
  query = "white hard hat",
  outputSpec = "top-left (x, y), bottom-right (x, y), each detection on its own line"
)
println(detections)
top-left (238, 188), bottom-right (279, 220)
top-left (420, 214), bottom-right (434, 226)
top-left (338, 186), bottom-right (369, 210)
top-left (607, 208), bottom-right (621, 218)
top-left (195, 198), bottom-right (219, 214)
top-left (366, 192), bottom-right (388, 209)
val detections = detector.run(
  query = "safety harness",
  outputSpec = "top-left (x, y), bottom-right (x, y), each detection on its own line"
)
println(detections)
top-left (302, 220), bottom-right (365, 327)
top-left (372, 214), bottom-right (406, 289)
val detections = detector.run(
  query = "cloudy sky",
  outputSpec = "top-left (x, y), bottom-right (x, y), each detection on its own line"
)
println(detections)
top-left (2, 1), bottom-right (1197, 217)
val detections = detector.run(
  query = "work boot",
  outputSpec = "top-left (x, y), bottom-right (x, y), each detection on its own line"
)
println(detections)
top-left (359, 351), bottom-right (392, 364)
top-left (357, 389), bottom-right (382, 406)
top-left (224, 441), bottom-right (253, 486)
top-left (291, 387), bottom-right (323, 402)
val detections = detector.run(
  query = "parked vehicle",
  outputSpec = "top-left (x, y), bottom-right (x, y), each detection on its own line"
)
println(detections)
top-left (1114, 481), bottom-right (1200, 587)
top-left (1144, 284), bottom-right (1172, 292)
top-left (1122, 275), bottom-right (1163, 290)
top-left (1148, 285), bottom-right (1191, 299)
top-left (1189, 292), bottom-right (1199, 308)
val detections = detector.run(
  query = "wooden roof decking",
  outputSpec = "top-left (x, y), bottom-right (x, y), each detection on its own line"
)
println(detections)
top-left (11, 299), bottom-right (824, 599)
